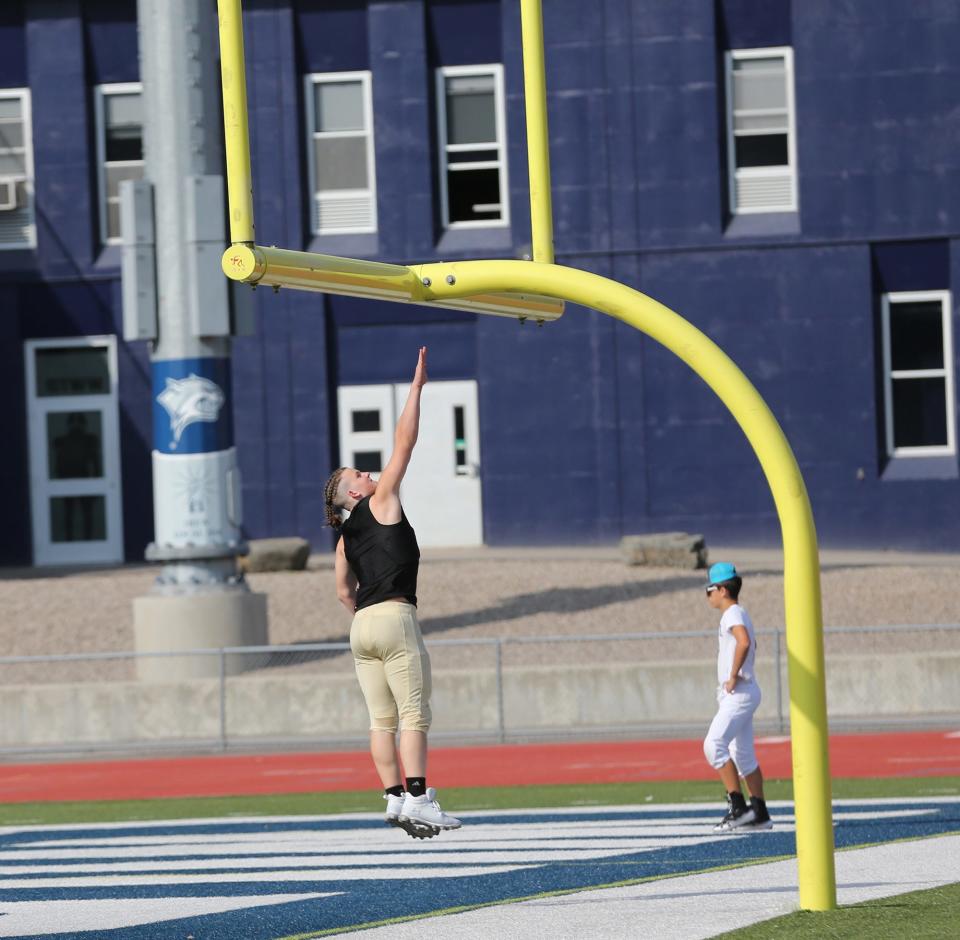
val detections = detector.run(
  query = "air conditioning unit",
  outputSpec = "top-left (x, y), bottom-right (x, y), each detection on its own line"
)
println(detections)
top-left (0, 178), bottom-right (20, 212)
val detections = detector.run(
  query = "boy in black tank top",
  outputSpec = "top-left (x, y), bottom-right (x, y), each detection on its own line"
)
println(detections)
top-left (324, 348), bottom-right (460, 839)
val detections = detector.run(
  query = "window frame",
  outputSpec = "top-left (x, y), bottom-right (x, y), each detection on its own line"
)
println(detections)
top-left (435, 63), bottom-right (510, 231)
top-left (0, 87), bottom-right (35, 250)
top-left (94, 82), bottom-right (145, 247)
top-left (881, 290), bottom-right (956, 459)
top-left (304, 70), bottom-right (377, 236)
top-left (724, 46), bottom-right (798, 215)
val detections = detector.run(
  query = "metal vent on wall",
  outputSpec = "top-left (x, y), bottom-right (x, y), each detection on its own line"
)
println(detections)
top-left (314, 193), bottom-right (375, 234)
top-left (735, 172), bottom-right (794, 212)
top-left (0, 177), bottom-right (18, 211)
top-left (0, 182), bottom-right (33, 247)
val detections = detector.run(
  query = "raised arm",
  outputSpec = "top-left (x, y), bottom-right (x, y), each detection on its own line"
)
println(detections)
top-left (369, 346), bottom-right (427, 524)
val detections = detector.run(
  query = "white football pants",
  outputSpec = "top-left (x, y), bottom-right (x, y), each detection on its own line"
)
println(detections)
top-left (703, 680), bottom-right (762, 776)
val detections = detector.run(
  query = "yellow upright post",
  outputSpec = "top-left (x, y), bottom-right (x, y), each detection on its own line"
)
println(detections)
top-left (217, 0), bottom-right (255, 245)
top-left (520, 0), bottom-right (555, 264)
top-left (414, 259), bottom-right (838, 911)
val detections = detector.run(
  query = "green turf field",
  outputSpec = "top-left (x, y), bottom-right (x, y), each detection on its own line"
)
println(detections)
top-left (0, 775), bottom-right (956, 827)
top-left (714, 881), bottom-right (960, 939)
top-left (1, 774), bottom-right (956, 939)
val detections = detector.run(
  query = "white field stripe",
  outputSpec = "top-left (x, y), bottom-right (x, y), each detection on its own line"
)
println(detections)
top-left (0, 796), bottom-right (960, 835)
top-left (1, 798), bottom-right (953, 840)
top-left (0, 824), bottom-right (766, 860)
top-left (0, 894), bottom-right (337, 938)
top-left (10, 822), bottom-right (683, 848)
top-left (6, 808), bottom-right (929, 858)
top-left (0, 864), bottom-right (531, 889)
top-left (15, 820), bottom-right (704, 847)
top-left (0, 838), bottom-right (732, 875)
top-left (1, 809), bottom-right (934, 871)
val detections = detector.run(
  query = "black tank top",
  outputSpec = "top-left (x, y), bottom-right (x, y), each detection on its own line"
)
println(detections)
top-left (341, 496), bottom-right (420, 611)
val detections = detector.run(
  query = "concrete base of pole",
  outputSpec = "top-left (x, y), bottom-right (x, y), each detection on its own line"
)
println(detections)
top-left (132, 590), bottom-right (268, 681)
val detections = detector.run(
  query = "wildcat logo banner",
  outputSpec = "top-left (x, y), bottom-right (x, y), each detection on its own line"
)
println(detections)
top-left (152, 357), bottom-right (234, 455)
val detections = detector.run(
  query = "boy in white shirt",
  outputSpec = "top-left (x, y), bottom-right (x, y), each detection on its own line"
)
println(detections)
top-left (703, 562), bottom-right (773, 831)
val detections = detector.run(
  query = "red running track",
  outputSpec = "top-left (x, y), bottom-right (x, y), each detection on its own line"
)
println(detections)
top-left (0, 730), bottom-right (957, 804)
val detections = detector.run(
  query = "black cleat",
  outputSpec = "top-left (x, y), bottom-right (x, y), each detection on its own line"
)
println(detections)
top-left (713, 792), bottom-right (756, 832)
top-left (744, 796), bottom-right (774, 831)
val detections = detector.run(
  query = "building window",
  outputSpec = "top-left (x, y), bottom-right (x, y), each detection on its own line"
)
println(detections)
top-left (306, 72), bottom-right (377, 235)
top-left (436, 64), bottom-right (508, 229)
top-left (95, 84), bottom-right (144, 245)
top-left (725, 47), bottom-right (797, 214)
top-left (881, 291), bottom-right (956, 458)
top-left (0, 89), bottom-right (35, 250)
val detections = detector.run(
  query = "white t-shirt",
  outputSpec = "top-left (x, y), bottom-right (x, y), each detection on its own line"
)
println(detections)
top-left (717, 604), bottom-right (757, 685)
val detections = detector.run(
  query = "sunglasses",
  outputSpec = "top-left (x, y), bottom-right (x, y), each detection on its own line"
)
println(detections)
top-left (705, 585), bottom-right (720, 596)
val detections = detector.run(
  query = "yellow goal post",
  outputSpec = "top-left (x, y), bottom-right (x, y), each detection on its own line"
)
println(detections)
top-left (216, 0), bottom-right (562, 323)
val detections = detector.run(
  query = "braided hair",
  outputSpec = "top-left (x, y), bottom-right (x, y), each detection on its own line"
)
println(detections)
top-left (323, 467), bottom-right (349, 529)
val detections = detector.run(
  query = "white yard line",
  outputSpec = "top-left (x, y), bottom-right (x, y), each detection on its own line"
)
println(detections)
top-left (349, 833), bottom-right (960, 939)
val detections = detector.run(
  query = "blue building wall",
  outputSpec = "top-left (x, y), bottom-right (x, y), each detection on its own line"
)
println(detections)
top-left (1, 0), bottom-right (958, 564)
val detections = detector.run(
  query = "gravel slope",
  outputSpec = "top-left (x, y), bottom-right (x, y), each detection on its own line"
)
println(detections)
top-left (0, 546), bottom-right (957, 675)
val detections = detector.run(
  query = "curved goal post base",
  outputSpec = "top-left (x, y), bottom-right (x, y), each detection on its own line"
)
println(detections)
top-left (415, 258), bottom-right (837, 911)
top-left (227, 250), bottom-right (838, 908)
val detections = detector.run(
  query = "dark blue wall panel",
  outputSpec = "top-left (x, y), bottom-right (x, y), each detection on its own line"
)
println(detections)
top-left (233, 288), bottom-right (335, 549)
top-left (28, 2), bottom-right (97, 276)
top-left (718, 0), bottom-right (791, 50)
top-left (337, 319), bottom-right (476, 386)
top-left (476, 287), bottom-right (621, 545)
top-left (427, 0), bottom-right (500, 67)
top-left (634, 244), bottom-right (875, 546)
top-left (794, 0), bottom-right (960, 241)
top-left (19, 280), bottom-right (117, 338)
top-left (2, 0), bottom-right (960, 560)
top-left (247, 3), bottom-right (306, 251)
top-left (369, 0), bottom-right (435, 259)
top-left (83, 0), bottom-right (138, 85)
top-left (628, 0), bottom-right (724, 249)
top-left (295, 0), bottom-right (368, 73)
top-left (872, 239), bottom-right (950, 293)
top-left (0, 2), bottom-right (26, 89)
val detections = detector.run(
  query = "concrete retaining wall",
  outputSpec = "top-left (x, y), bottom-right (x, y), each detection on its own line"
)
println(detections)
top-left (0, 652), bottom-right (957, 750)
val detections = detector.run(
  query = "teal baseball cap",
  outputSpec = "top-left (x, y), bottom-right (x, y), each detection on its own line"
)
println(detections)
top-left (707, 561), bottom-right (738, 586)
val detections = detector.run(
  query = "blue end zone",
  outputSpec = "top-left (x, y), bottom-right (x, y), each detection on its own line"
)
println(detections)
top-left (0, 800), bottom-right (957, 939)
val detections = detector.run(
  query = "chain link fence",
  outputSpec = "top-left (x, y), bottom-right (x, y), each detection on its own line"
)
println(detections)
top-left (0, 625), bottom-right (958, 756)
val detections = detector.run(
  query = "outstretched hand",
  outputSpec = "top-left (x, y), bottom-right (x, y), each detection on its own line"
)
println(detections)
top-left (413, 346), bottom-right (428, 388)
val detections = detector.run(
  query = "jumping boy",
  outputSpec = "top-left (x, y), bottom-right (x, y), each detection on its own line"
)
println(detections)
top-left (703, 562), bottom-right (773, 831)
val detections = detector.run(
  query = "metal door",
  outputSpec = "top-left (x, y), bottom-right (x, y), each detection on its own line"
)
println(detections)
top-left (26, 337), bottom-right (124, 565)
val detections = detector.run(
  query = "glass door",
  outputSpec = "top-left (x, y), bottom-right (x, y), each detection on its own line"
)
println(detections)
top-left (25, 337), bottom-right (124, 565)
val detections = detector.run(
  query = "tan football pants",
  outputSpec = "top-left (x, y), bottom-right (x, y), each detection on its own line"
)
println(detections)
top-left (350, 600), bottom-right (432, 733)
